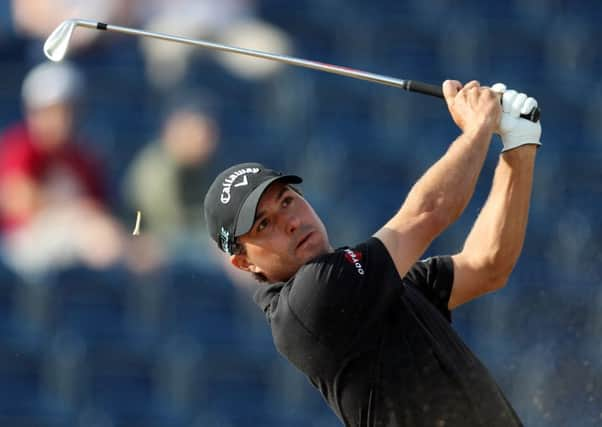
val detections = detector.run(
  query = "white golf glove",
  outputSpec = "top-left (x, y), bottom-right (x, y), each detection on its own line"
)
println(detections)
top-left (491, 83), bottom-right (541, 152)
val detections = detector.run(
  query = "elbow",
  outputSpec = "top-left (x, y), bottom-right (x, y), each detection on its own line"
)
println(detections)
top-left (481, 257), bottom-right (515, 292)
top-left (461, 250), bottom-right (516, 293)
top-left (461, 239), bottom-right (523, 293)
top-left (492, 248), bottom-right (523, 291)
top-left (488, 270), bottom-right (511, 292)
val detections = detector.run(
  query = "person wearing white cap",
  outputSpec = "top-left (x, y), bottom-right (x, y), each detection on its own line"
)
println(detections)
top-left (21, 61), bottom-right (84, 111)
top-left (0, 61), bottom-right (124, 277)
top-left (0, 61), bottom-right (101, 229)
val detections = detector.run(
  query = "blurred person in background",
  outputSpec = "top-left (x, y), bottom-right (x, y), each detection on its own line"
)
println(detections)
top-left (11, 0), bottom-right (134, 59)
top-left (132, 0), bottom-right (291, 89)
top-left (122, 101), bottom-right (220, 271)
top-left (0, 61), bottom-right (125, 279)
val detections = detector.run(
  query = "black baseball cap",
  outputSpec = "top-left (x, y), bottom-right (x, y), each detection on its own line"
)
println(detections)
top-left (204, 162), bottom-right (302, 254)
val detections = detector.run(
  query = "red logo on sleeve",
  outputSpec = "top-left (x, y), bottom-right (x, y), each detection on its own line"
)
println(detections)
top-left (344, 249), bottom-right (365, 275)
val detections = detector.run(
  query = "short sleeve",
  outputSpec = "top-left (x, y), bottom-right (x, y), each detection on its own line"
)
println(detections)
top-left (286, 238), bottom-right (402, 354)
top-left (403, 256), bottom-right (454, 321)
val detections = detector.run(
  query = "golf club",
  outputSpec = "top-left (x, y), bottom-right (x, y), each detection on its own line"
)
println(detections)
top-left (44, 19), bottom-right (540, 122)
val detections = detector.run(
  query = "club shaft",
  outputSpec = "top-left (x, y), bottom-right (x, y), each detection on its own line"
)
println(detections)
top-left (71, 20), bottom-right (540, 121)
top-left (78, 20), bottom-right (443, 98)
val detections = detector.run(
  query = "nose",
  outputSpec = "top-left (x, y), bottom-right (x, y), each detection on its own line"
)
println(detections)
top-left (284, 212), bottom-right (300, 235)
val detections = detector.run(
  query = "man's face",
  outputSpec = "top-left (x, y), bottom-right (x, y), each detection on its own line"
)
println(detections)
top-left (231, 181), bottom-right (331, 283)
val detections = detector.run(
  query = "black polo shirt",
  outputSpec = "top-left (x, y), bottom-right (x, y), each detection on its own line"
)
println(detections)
top-left (254, 237), bottom-right (523, 427)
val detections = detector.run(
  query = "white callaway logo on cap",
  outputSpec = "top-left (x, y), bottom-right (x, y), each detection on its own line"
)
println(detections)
top-left (220, 167), bottom-right (260, 204)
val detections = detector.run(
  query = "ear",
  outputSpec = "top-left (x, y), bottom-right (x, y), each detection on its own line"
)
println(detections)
top-left (230, 253), bottom-right (259, 273)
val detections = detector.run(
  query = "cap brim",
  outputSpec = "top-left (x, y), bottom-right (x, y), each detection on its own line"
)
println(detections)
top-left (234, 175), bottom-right (302, 237)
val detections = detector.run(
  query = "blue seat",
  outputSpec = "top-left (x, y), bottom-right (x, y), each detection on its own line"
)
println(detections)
top-left (0, 260), bottom-right (24, 343)
top-left (0, 345), bottom-right (42, 412)
top-left (0, 259), bottom-right (20, 313)
top-left (0, 261), bottom-right (47, 351)
top-left (83, 345), bottom-right (178, 427)
top-left (162, 265), bottom-right (241, 350)
top-left (0, 343), bottom-right (71, 425)
top-left (48, 265), bottom-right (129, 344)
top-left (200, 353), bottom-right (272, 422)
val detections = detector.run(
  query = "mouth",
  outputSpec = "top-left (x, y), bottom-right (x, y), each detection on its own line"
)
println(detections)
top-left (296, 231), bottom-right (314, 250)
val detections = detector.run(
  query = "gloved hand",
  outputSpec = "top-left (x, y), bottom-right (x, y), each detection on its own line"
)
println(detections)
top-left (491, 83), bottom-right (542, 152)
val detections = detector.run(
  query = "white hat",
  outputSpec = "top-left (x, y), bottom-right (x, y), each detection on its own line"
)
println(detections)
top-left (21, 61), bottom-right (85, 110)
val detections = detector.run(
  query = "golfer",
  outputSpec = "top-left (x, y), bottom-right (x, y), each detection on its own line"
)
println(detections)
top-left (204, 80), bottom-right (541, 426)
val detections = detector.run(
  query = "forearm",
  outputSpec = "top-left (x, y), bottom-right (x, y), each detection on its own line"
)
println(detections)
top-left (461, 146), bottom-right (537, 279)
top-left (374, 81), bottom-right (502, 280)
top-left (399, 125), bottom-right (493, 230)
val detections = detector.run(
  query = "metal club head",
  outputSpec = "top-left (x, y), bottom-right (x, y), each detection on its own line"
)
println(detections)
top-left (44, 20), bottom-right (78, 62)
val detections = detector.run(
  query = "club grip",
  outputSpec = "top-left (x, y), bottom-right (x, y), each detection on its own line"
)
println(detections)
top-left (405, 80), bottom-right (541, 123)
top-left (406, 80), bottom-right (444, 98)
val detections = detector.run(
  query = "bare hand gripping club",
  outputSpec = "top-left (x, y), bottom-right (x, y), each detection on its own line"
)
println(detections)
top-left (44, 19), bottom-right (540, 122)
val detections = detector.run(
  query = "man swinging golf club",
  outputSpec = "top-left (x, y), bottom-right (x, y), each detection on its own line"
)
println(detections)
top-left (204, 80), bottom-right (540, 426)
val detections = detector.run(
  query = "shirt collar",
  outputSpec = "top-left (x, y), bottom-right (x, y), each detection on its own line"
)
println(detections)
top-left (253, 281), bottom-right (285, 320)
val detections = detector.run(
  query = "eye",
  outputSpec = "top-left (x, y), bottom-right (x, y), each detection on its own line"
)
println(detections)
top-left (256, 218), bottom-right (269, 233)
top-left (282, 196), bottom-right (293, 208)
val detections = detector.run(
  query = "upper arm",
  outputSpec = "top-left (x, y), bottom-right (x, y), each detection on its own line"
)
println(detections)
top-left (373, 211), bottom-right (442, 283)
top-left (449, 252), bottom-right (506, 310)
top-left (403, 256), bottom-right (455, 321)
top-left (287, 240), bottom-right (399, 348)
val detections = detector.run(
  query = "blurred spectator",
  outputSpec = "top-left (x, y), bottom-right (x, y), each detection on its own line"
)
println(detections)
top-left (0, 61), bottom-right (124, 278)
top-left (11, 0), bottom-right (135, 60)
top-left (122, 101), bottom-right (219, 269)
top-left (132, 0), bottom-right (291, 89)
